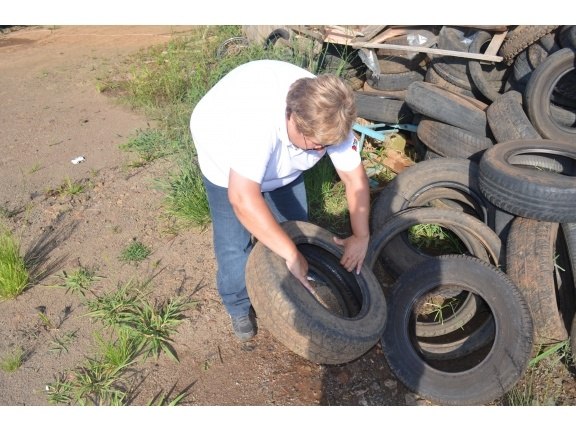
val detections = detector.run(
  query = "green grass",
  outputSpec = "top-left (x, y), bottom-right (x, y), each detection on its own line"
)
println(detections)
top-left (51, 266), bottom-right (101, 297)
top-left (49, 330), bottom-right (78, 355)
top-left (120, 129), bottom-right (182, 166)
top-left (304, 157), bottom-right (349, 235)
top-left (119, 240), bottom-right (151, 263)
top-left (502, 341), bottom-right (572, 406)
top-left (0, 347), bottom-right (25, 372)
top-left (408, 223), bottom-right (466, 255)
top-left (85, 279), bottom-right (195, 361)
top-left (159, 159), bottom-right (211, 230)
top-left (56, 176), bottom-right (86, 197)
top-left (0, 225), bottom-right (30, 300)
top-left (47, 354), bottom-right (133, 406)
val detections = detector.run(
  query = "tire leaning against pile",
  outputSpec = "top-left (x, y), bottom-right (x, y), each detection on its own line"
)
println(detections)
top-left (380, 255), bottom-right (533, 406)
top-left (506, 217), bottom-right (576, 344)
top-left (478, 139), bottom-right (576, 223)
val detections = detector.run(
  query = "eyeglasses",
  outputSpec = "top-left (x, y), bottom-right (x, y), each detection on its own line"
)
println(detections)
top-left (302, 134), bottom-right (327, 151)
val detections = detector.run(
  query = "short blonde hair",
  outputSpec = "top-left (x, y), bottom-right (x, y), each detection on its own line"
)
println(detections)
top-left (286, 74), bottom-right (356, 145)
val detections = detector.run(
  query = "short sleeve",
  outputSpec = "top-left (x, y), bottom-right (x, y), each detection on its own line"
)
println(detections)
top-left (326, 130), bottom-right (361, 172)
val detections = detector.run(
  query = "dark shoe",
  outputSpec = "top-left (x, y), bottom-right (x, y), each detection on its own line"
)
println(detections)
top-left (230, 314), bottom-right (256, 342)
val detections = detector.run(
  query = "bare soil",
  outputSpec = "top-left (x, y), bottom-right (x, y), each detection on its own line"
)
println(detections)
top-left (0, 25), bottom-right (421, 407)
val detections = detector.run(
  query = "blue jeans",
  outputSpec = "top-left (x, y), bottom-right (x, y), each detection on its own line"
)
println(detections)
top-left (202, 174), bottom-right (308, 318)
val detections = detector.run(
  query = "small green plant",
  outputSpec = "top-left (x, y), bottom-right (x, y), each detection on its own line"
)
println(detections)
top-left (28, 163), bottom-right (43, 174)
top-left (38, 311), bottom-right (57, 330)
top-left (85, 280), bottom-right (194, 361)
top-left (408, 223), bottom-right (465, 255)
top-left (119, 240), bottom-right (151, 263)
top-left (0, 225), bottom-right (30, 299)
top-left (51, 266), bottom-right (101, 297)
top-left (56, 176), bottom-right (86, 197)
top-left (49, 357), bottom-right (132, 406)
top-left (418, 295), bottom-right (461, 325)
top-left (148, 389), bottom-right (188, 406)
top-left (1, 347), bottom-right (25, 372)
top-left (49, 330), bottom-right (78, 355)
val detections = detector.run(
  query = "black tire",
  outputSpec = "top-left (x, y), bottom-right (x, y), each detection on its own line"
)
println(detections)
top-left (417, 313), bottom-right (495, 360)
top-left (318, 44), bottom-right (367, 91)
top-left (559, 25), bottom-right (576, 49)
top-left (366, 68), bottom-right (426, 92)
top-left (506, 217), bottom-right (575, 344)
top-left (429, 26), bottom-right (476, 92)
top-left (405, 81), bottom-right (488, 136)
top-left (478, 139), bottom-right (576, 222)
top-left (371, 158), bottom-right (493, 235)
top-left (354, 91), bottom-right (414, 124)
top-left (468, 31), bottom-right (512, 102)
top-left (381, 255), bottom-right (533, 406)
top-left (524, 48), bottom-right (576, 143)
top-left (367, 206), bottom-right (503, 277)
top-left (368, 206), bottom-right (503, 343)
top-left (511, 33), bottom-right (560, 90)
top-left (499, 25), bottom-right (560, 65)
top-left (416, 118), bottom-right (493, 161)
top-left (245, 220), bottom-right (387, 365)
top-left (487, 90), bottom-right (541, 143)
top-left (425, 66), bottom-right (476, 98)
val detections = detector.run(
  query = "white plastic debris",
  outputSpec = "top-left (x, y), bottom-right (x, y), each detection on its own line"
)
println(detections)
top-left (71, 156), bottom-right (86, 164)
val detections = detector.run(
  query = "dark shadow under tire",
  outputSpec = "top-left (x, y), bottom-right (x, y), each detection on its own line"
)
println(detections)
top-left (381, 255), bottom-right (533, 405)
top-left (245, 220), bottom-right (387, 365)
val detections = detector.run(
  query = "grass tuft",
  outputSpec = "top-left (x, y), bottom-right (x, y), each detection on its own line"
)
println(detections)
top-left (119, 240), bottom-right (151, 263)
top-left (0, 225), bottom-right (30, 300)
top-left (160, 159), bottom-right (211, 229)
top-left (85, 279), bottom-right (195, 361)
top-left (51, 266), bottom-right (101, 297)
top-left (0, 346), bottom-right (25, 372)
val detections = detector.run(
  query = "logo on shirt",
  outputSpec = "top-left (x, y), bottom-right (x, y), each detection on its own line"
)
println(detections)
top-left (352, 137), bottom-right (359, 152)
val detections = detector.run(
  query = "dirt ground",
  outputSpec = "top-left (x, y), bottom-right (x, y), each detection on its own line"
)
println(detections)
top-left (0, 25), bottom-right (425, 410)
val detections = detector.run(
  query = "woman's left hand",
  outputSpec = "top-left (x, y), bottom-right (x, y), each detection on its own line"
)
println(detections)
top-left (333, 234), bottom-right (369, 274)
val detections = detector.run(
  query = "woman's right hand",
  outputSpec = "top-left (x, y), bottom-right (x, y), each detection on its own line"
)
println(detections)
top-left (286, 251), bottom-right (313, 292)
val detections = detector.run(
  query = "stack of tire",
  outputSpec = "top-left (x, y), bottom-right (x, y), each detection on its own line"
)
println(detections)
top-left (361, 25), bottom-right (576, 405)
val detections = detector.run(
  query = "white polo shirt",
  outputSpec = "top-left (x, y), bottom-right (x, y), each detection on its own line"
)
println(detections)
top-left (190, 60), bottom-right (360, 192)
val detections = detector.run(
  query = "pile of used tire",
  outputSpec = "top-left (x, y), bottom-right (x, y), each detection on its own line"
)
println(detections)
top-left (244, 25), bottom-right (575, 406)
top-left (356, 25), bottom-right (576, 405)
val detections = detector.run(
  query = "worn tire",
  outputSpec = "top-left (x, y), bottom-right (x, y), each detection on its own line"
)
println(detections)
top-left (370, 158), bottom-right (498, 236)
top-left (506, 217), bottom-right (575, 344)
top-left (354, 91), bottom-right (414, 124)
top-left (479, 139), bottom-right (576, 222)
top-left (417, 118), bottom-right (493, 161)
top-left (405, 81), bottom-right (488, 135)
top-left (524, 48), bottom-right (576, 143)
top-left (468, 30), bottom-right (512, 102)
top-left (368, 207), bottom-right (503, 276)
top-left (245, 220), bottom-right (387, 365)
top-left (499, 25), bottom-right (560, 65)
top-left (487, 90), bottom-right (541, 143)
top-left (381, 255), bottom-right (533, 406)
